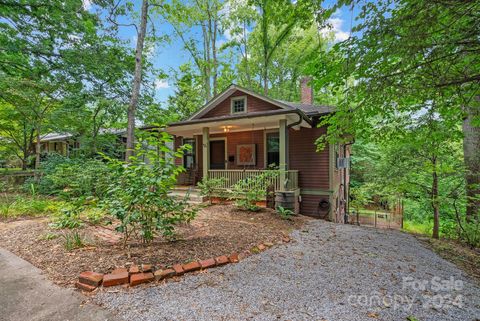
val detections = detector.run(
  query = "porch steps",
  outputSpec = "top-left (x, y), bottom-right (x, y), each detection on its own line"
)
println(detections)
top-left (169, 186), bottom-right (206, 204)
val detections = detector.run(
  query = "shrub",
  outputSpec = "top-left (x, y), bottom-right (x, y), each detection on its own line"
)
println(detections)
top-left (276, 206), bottom-right (294, 220)
top-left (50, 203), bottom-right (83, 229)
top-left (231, 170), bottom-right (278, 212)
top-left (82, 207), bottom-right (106, 225)
top-left (198, 177), bottom-right (228, 204)
top-left (101, 131), bottom-right (198, 245)
top-left (25, 154), bottom-right (111, 199)
top-left (457, 220), bottom-right (480, 248)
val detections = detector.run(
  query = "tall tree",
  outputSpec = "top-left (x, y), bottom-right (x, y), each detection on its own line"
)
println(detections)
top-left (160, 0), bottom-right (224, 101)
top-left (311, 0), bottom-right (480, 221)
top-left (125, 0), bottom-right (149, 161)
top-left (0, 0), bottom-right (134, 167)
top-left (248, 0), bottom-right (321, 94)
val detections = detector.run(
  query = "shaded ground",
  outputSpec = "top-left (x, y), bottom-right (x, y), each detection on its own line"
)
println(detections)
top-left (0, 248), bottom-right (116, 321)
top-left (420, 237), bottom-right (480, 283)
top-left (94, 221), bottom-right (480, 321)
top-left (0, 204), bottom-right (305, 287)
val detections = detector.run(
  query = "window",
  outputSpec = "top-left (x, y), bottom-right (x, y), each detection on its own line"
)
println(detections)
top-left (266, 132), bottom-right (279, 167)
top-left (231, 96), bottom-right (246, 114)
top-left (183, 138), bottom-right (196, 169)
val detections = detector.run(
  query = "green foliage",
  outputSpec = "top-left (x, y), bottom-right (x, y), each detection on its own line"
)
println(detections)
top-left (459, 222), bottom-right (480, 248)
top-left (26, 154), bottom-right (111, 199)
top-left (101, 131), bottom-right (198, 244)
top-left (83, 207), bottom-right (107, 226)
top-left (198, 177), bottom-right (228, 205)
top-left (276, 206), bottom-right (293, 220)
top-left (163, 63), bottom-right (205, 121)
top-left (62, 231), bottom-right (85, 251)
top-left (231, 170), bottom-right (278, 212)
top-left (39, 232), bottom-right (59, 241)
top-left (50, 206), bottom-right (83, 229)
top-left (0, 194), bottom-right (63, 219)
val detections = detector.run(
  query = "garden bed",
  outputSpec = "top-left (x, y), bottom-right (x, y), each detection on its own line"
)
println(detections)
top-left (0, 204), bottom-right (307, 287)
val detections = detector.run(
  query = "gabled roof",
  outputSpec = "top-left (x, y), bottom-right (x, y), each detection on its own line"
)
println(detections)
top-left (278, 101), bottom-right (334, 116)
top-left (188, 84), bottom-right (334, 121)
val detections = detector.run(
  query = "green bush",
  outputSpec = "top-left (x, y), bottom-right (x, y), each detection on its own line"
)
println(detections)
top-left (50, 205), bottom-right (83, 229)
top-left (457, 220), bottom-right (480, 248)
top-left (231, 170), bottom-right (278, 212)
top-left (101, 132), bottom-right (198, 245)
top-left (25, 154), bottom-right (111, 199)
top-left (198, 177), bottom-right (228, 204)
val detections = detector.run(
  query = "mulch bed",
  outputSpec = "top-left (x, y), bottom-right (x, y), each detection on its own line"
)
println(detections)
top-left (0, 204), bottom-right (308, 287)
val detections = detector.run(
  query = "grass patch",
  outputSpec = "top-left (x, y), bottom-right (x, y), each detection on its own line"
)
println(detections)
top-left (0, 193), bottom-right (65, 220)
top-left (403, 220), bottom-right (433, 236)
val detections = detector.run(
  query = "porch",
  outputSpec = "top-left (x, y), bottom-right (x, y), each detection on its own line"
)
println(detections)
top-left (167, 111), bottom-right (312, 192)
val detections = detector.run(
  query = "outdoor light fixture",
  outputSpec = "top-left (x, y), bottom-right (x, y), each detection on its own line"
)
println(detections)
top-left (222, 126), bottom-right (232, 132)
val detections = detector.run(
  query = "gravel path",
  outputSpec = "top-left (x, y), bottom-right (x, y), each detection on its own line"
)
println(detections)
top-left (94, 220), bottom-right (480, 321)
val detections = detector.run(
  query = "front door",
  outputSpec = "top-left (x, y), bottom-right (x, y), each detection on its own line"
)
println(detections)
top-left (210, 140), bottom-right (225, 169)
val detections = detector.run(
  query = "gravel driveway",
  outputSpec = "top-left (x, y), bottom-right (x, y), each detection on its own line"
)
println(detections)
top-left (94, 220), bottom-right (480, 321)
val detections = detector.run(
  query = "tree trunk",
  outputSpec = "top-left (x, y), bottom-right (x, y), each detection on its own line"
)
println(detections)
top-left (462, 97), bottom-right (480, 222)
top-left (243, 20), bottom-right (252, 88)
top-left (35, 127), bottom-right (41, 179)
top-left (260, 0), bottom-right (268, 95)
top-left (212, 16), bottom-right (218, 96)
top-left (125, 0), bottom-right (149, 162)
top-left (432, 157), bottom-right (440, 239)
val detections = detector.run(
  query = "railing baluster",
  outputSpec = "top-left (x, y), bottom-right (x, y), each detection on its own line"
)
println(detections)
top-left (206, 169), bottom-right (298, 191)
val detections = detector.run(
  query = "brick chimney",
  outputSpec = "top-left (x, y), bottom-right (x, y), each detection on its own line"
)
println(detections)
top-left (300, 77), bottom-right (313, 105)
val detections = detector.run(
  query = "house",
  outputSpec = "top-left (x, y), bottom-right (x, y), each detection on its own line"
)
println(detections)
top-left (39, 133), bottom-right (80, 156)
top-left (166, 78), bottom-right (351, 222)
top-left (38, 128), bottom-right (128, 158)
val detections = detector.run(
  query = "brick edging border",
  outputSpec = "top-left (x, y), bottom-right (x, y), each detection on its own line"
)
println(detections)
top-left (76, 236), bottom-right (291, 292)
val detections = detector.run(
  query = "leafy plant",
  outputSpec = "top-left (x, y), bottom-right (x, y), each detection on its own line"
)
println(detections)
top-left (62, 231), bottom-right (85, 251)
top-left (25, 154), bottom-right (112, 199)
top-left (82, 207), bottom-right (106, 226)
top-left (51, 206), bottom-right (83, 229)
top-left (39, 232), bottom-right (59, 240)
top-left (276, 206), bottom-right (294, 220)
top-left (0, 194), bottom-right (63, 219)
top-left (101, 131), bottom-right (198, 245)
top-left (198, 177), bottom-right (228, 204)
top-left (231, 170), bottom-right (278, 212)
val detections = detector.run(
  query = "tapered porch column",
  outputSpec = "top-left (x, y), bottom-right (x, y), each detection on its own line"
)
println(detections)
top-left (202, 127), bottom-right (210, 180)
top-left (279, 119), bottom-right (287, 190)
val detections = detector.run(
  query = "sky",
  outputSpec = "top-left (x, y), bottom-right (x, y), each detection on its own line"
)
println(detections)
top-left (85, 0), bottom-right (356, 105)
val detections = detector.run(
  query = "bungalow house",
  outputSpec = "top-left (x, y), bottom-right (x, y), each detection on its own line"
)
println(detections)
top-left (166, 79), bottom-right (351, 222)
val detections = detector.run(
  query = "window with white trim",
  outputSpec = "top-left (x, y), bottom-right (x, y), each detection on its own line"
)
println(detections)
top-left (231, 96), bottom-right (246, 114)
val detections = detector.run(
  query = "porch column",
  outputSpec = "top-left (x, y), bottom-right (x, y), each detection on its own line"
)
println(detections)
top-left (279, 119), bottom-right (287, 190)
top-left (202, 127), bottom-right (210, 180)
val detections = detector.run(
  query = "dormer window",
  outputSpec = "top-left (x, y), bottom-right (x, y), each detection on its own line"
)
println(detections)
top-left (231, 96), bottom-right (247, 114)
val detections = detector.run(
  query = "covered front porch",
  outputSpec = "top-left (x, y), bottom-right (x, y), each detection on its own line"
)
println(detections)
top-left (167, 110), bottom-right (312, 192)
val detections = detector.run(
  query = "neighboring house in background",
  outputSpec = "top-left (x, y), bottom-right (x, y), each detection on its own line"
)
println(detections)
top-left (166, 79), bottom-right (351, 222)
top-left (38, 128), bottom-right (128, 158)
top-left (39, 133), bottom-right (79, 156)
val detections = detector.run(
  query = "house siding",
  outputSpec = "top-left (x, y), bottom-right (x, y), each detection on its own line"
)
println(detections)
top-left (289, 126), bottom-right (331, 217)
top-left (289, 126), bottom-right (329, 189)
top-left (200, 90), bottom-right (282, 118)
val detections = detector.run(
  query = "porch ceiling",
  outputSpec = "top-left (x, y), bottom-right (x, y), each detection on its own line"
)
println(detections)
top-left (166, 111), bottom-right (311, 136)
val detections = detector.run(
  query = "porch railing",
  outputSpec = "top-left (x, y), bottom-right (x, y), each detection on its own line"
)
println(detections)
top-left (207, 169), bottom-right (298, 191)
